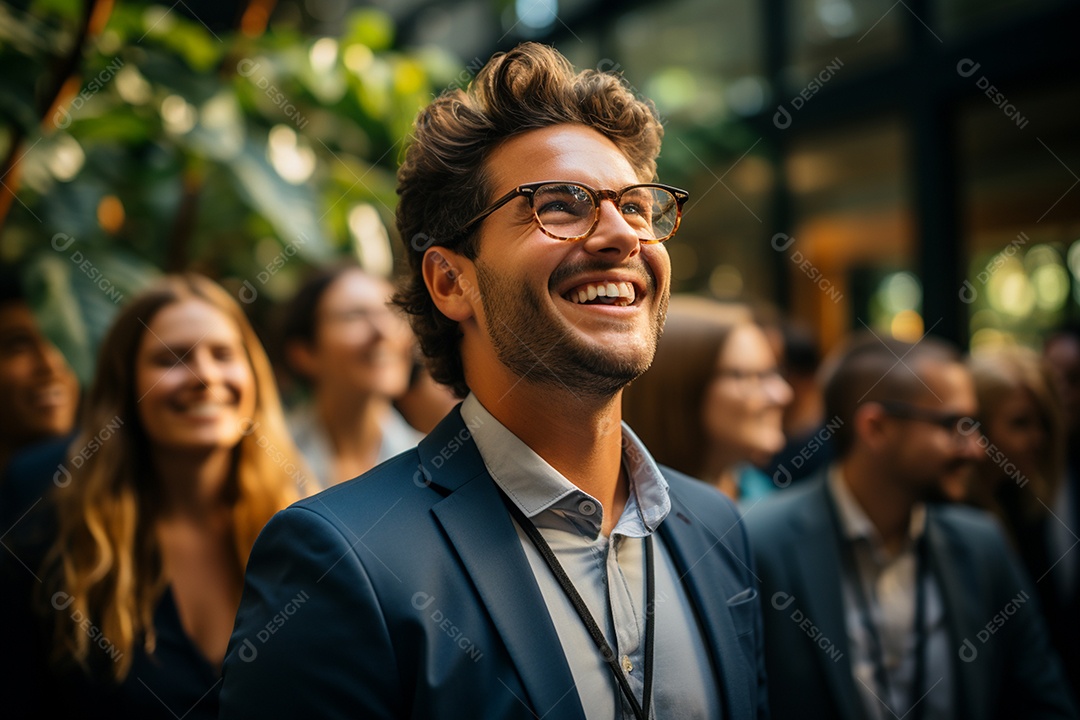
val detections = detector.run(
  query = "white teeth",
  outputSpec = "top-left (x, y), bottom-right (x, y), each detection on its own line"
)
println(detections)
top-left (182, 402), bottom-right (224, 418)
top-left (566, 281), bottom-right (639, 305)
top-left (34, 386), bottom-right (65, 404)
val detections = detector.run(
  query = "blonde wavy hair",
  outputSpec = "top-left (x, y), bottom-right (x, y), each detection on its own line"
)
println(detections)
top-left (42, 274), bottom-right (301, 680)
top-left (968, 345), bottom-right (1065, 522)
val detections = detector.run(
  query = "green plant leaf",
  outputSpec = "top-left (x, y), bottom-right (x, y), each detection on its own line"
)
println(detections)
top-left (23, 247), bottom-right (159, 384)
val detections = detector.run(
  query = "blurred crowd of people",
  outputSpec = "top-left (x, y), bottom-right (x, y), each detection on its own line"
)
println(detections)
top-left (3, 34), bottom-right (1075, 719)
top-left (1, 259), bottom-right (1078, 716)
top-left (0, 265), bottom-right (455, 716)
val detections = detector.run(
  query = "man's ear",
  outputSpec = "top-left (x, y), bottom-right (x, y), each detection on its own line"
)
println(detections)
top-left (423, 247), bottom-right (476, 322)
top-left (853, 402), bottom-right (889, 451)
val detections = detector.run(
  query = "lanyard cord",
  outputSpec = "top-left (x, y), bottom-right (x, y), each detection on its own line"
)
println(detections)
top-left (827, 496), bottom-right (929, 720)
top-left (499, 493), bottom-right (655, 720)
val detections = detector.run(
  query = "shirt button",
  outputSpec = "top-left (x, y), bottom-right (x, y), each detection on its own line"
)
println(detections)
top-left (622, 655), bottom-right (633, 673)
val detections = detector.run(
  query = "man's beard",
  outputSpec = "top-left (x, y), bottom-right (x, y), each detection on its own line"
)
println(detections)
top-left (925, 457), bottom-right (977, 503)
top-left (475, 259), bottom-right (666, 400)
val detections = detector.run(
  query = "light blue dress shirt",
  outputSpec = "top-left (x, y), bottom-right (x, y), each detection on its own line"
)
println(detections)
top-left (287, 402), bottom-right (422, 493)
top-left (829, 468), bottom-right (953, 720)
top-left (462, 393), bottom-right (721, 720)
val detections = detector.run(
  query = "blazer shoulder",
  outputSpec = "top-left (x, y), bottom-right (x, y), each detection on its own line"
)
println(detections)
top-left (742, 477), bottom-right (824, 542)
top-left (660, 466), bottom-right (759, 580)
top-left (269, 449), bottom-right (467, 571)
top-left (932, 501), bottom-right (1005, 533)
top-left (928, 502), bottom-right (1013, 558)
top-left (662, 466), bottom-right (740, 524)
top-left (292, 450), bottom-right (429, 516)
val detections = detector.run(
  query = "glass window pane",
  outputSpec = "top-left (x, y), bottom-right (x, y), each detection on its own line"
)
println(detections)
top-left (960, 83), bottom-right (1080, 348)
top-left (786, 119), bottom-right (913, 349)
top-left (936, 0), bottom-right (1064, 38)
top-left (667, 150), bottom-right (775, 303)
top-left (787, 0), bottom-right (902, 86)
top-left (604, 0), bottom-right (766, 122)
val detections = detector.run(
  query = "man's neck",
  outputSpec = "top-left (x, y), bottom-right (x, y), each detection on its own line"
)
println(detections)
top-left (475, 382), bottom-right (628, 536)
top-left (839, 455), bottom-right (914, 555)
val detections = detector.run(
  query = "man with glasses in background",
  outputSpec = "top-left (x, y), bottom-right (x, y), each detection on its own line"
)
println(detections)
top-left (221, 43), bottom-right (768, 719)
top-left (746, 334), bottom-right (1076, 720)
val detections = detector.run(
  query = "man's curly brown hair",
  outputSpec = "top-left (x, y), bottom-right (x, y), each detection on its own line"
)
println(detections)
top-left (392, 42), bottom-right (664, 397)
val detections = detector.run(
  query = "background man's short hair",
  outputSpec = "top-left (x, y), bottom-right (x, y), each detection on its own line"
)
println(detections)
top-left (823, 333), bottom-right (961, 457)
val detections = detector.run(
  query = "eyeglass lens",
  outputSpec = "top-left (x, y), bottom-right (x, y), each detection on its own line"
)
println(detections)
top-left (531, 183), bottom-right (679, 241)
top-left (881, 401), bottom-right (971, 437)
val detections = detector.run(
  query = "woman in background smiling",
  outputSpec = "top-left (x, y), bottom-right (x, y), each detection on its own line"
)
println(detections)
top-left (623, 296), bottom-right (792, 502)
top-left (1, 274), bottom-right (303, 719)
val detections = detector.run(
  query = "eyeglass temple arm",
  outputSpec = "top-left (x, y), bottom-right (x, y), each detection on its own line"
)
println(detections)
top-left (458, 188), bottom-right (528, 239)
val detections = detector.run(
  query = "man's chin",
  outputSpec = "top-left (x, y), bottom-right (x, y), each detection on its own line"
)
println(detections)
top-left (923, 486), bottom-right (955, 504)
top-left (524, 346), bottom-right (651, 399)
top-left (531, 364), bottom-right (644, 399)
top-left (576, 341), bottom-right (655, 385)
top-left (928, 468), bottom-right (974, 503)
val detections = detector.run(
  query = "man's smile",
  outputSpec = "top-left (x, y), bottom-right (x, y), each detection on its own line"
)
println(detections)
top-left (562, 280), bottom-right (636, 306)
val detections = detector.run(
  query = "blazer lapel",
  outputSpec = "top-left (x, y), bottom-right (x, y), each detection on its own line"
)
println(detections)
top-left (925, 512), bottom-right (980, 720)
top-left (793, 481), bottom-right (864, 720)
top-left (420, 411), bottom-right (586, 720)
top-left (658, 490), bottom-right (753, 719)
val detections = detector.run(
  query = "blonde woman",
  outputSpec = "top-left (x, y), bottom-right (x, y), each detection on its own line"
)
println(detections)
top-left (1, 274), bottom-right (303, 718)
top-left (963, 345), bottom-right (1080, 703)
top-left (965, 352), bottom-right (1061, 572)
top-left (965, 346), bottom-right (1064, 536)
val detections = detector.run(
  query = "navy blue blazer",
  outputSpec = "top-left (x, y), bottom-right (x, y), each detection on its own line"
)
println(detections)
top-left (745, 475), bottom-right (1076, 720)
top-left (220, 409), bottom-right (769, 718)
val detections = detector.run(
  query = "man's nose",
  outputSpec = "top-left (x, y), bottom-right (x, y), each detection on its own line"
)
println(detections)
top-left (958, 427), bottom-right (985, 460)
top-left (32, 339), bottom-right (73, 380)
top-left (580, 200), bottom-right (641, 260)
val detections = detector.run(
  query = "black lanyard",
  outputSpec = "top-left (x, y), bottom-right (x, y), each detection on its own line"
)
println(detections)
top-left (499, 492), bottom-right (655, 720)
top-left (827, 495), bottom-right (930, 720)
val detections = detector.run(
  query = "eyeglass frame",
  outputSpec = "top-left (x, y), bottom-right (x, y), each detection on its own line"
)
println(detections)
top-left (454, 180), bottom-right (690, 244)
top-left (874, 399), bottom-right (975, 439)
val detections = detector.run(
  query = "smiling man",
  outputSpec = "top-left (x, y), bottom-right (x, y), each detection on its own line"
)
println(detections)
top-left (0, 266), bottom-right (79, 479)
top-left (220, 43), bottom-right (768, 719)
top-left (746, 334), bottom-right (1076, 720)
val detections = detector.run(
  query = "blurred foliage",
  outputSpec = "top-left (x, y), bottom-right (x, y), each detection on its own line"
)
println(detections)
top-left (0, 0), bottom-right (466, 381)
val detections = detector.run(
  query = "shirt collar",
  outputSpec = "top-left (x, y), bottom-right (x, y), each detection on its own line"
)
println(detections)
top-left (827, 463), bottom-right (927, 553)
top-left (460, 393), bottom-right (670, 539)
